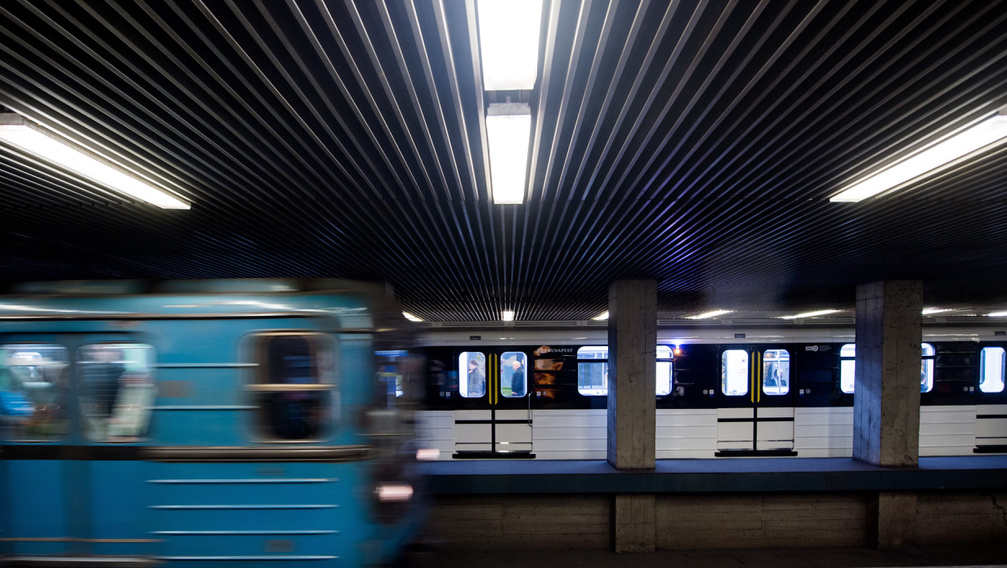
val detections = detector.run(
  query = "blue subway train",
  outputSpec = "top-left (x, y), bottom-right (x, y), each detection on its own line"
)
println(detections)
top-left (416, 327), bottom-right (1007, 459)
top-left (0, 280), bottom-right (424, 567)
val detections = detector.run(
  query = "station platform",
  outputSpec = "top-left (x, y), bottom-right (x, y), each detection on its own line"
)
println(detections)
top-left (414, 456), bottom-right (1007, 559)
top-left (422, 455), bottom-right (1007, 495)
top-left (407, 543), bottom-right (1007, 568)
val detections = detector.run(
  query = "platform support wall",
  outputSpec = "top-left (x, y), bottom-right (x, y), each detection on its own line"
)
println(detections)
top-left (853, 280), bottom-right (923, 548)
top-left (607, 280), bottom-right (657, 553)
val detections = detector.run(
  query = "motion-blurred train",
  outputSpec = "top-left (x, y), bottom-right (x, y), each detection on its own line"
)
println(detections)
top-left (0, 280), bottom-right (424, 567)
top-left (416, 326), bottom-right (1007, 459)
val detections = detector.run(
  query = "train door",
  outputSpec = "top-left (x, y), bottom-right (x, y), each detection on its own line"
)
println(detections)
top-left (0, 334), bottom-right (157, 558)
top-left (453, 350), bottom-right (534, 458)
top-left (716, 346), bottom-right (798, 456)
top-left (976, 344), bottom-right (1007, 452)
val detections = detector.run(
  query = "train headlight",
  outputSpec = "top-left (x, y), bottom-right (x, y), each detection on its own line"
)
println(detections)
top-left (416, 448), bottom-right (440, 461)
top-left (374, 483), bottom-right (414, 503)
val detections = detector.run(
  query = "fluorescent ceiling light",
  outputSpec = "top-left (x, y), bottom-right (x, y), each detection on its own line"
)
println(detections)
top-left (486, 102), bottom-right (531, 204)
top-left (987, 311), bottom-right (1007, 317)
top-left (501, 310), bottom-right (515, 322)
top-left (686, 309), bottom-right (733, 320)
top-left (831, 111), bottom-right (1007, 202)
top-left (402, 312), bottom-right (422, 322)
top-left (592, 311), bottom-right (609, 321)
top-left (780, 309), bottom-right (842, 320)
top-left (476, 0), bottom-right (543, 91)
top-left (0, 114), bottom-right (189, 209)
top-left (922, 307), bottom-right (953, 315)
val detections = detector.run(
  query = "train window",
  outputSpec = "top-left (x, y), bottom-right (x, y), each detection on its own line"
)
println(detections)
top-left (250, 333), bottom-right (333, 441)
top-left (576, 346), bottom-right (673, 396)
top-left (459, 352), bottom-right (486, 398)
top-left (0, 344), bottom-right (69, 441)
top-left (762, 349), bottom-right (790, 395)
top-left (721, 350), bottom-right (749, 396)
top-left (501, 351), bottom-right (527, 397)
top-left (656, 345), bottom-right (674, 396)
top-left (79, 343), bottom-right (156, 442)
top-left (920, 343), bottom-right (935, 393)
top-left (840, 343), bottom-right (939, 394)
top-left (577, 346), bottom-right (608, 396)
top-left (840, 344), bottom-right (856, 394)
top-left (980, 347), bottom-right (1006, 393)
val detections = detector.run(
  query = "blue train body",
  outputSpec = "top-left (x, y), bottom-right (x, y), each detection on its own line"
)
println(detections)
top-left (0, 280), bottom-right (425, 567)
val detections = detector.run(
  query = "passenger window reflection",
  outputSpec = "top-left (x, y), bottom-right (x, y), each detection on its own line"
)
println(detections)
top-left (0, 345), bottom-right (69, 441)
top-left (79, 343), bottom-right (157, 442)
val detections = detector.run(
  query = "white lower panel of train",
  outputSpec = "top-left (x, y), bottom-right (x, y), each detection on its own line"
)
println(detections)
top-left (415, 405), bottom-right (984, 460)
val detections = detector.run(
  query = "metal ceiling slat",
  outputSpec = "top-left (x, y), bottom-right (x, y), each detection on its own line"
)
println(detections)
top-left (225, 0), bottom-right (400, 201)
top-left (338, 0), bottom-right (442, 200)
top-left (516, 0), bottom-right (564, 294)
top-left (631, 0), bottom-right (791, 200)
top-left (580, 0), bottom-right (709, 200)
top-left (604, 0), bottom-right (743, 198)
top-left (192, 0), bottom-right (378, 200)
top-left (668, 0), bottom-right (865, 200)
top-left (269, 0), bottom-right (424, 202)
top-left (701, 1), bottom-right (966, 200)
top-left (430, 0), bottom-right (504, 314)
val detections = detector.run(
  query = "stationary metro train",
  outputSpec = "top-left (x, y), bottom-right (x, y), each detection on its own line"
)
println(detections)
top-left (415, 326), bottom-right (1007, 459)
top-left (0, 280), bottom-right (424, 567)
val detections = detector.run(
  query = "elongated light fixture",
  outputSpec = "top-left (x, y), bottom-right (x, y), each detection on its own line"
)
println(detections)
top-left (686, 309), bottom-right (734, 320)
top-left (501, 310), bottom-right (515, 322)
top-left (780, 309), bottom-right (842, 320)
top-left (476, 0), bottom-right (543, 91)
top-left (592, 311), bottom-right (609, 321)
top-left (831, 110), bottom-right (1007, 202)
top-left (402, 312), bottom-right (422, 322)
top-left (0, 113), bottom-right (189, 209)
top-left (486, 102), bottom-right (531, 204)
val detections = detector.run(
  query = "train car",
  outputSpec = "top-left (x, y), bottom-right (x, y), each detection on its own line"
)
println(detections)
top-left (0, 279), bottom-right (425, 567)
top-left (416, 326), bottom-right (1007, 460)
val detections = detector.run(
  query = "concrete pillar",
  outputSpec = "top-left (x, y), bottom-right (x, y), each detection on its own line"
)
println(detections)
top-left (607, 280), bottom-right (657, 553)
top-left (853, 280), bottom-right (923, 549)
top-left (607, 279), bottom-right (657, 469)
top-left (853, 280), bottom-right (923, 467)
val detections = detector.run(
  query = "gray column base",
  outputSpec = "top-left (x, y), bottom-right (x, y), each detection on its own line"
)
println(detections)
top-left (613, 494), bottom-right (656, 553)
top-left (871, 491), bottom-right (918, 549)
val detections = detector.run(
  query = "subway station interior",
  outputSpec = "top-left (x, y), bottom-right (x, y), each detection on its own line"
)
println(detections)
top-left (1, 1), bottom-right (1007, 566)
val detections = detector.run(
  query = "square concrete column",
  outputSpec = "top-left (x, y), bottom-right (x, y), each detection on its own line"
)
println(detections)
top-left (853, 280), bottom-right (923, 549)
top-left (607, 280), bottom-right (657, 553)
top-left (607, 279), bottom-right (657, 469)
top-left (853, 280), bottom-right (923, 467)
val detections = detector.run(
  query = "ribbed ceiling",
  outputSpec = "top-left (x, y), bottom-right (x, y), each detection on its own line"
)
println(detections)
top-left (1, 0), bottom-right (1006, 322)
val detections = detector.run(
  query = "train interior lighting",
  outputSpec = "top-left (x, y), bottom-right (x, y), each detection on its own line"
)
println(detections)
top-left (593, 311), bottom-right (609, 320)
top-left (987, 310), bottom-right (1007, 317)
top-left (403, 312), bottom-right (423, 322)
top-left (830, 109), bottom-right (1007, 202)
top-left (475, 0), bottom-right (543, 91)
top-left (0, 113), bottom-right (190, 209)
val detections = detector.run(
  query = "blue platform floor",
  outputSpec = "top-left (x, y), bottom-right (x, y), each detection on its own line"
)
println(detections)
top-left (423, 456), bottom-right (1007, 494)
top-left (406, 543), bottom-right (1007, 568)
